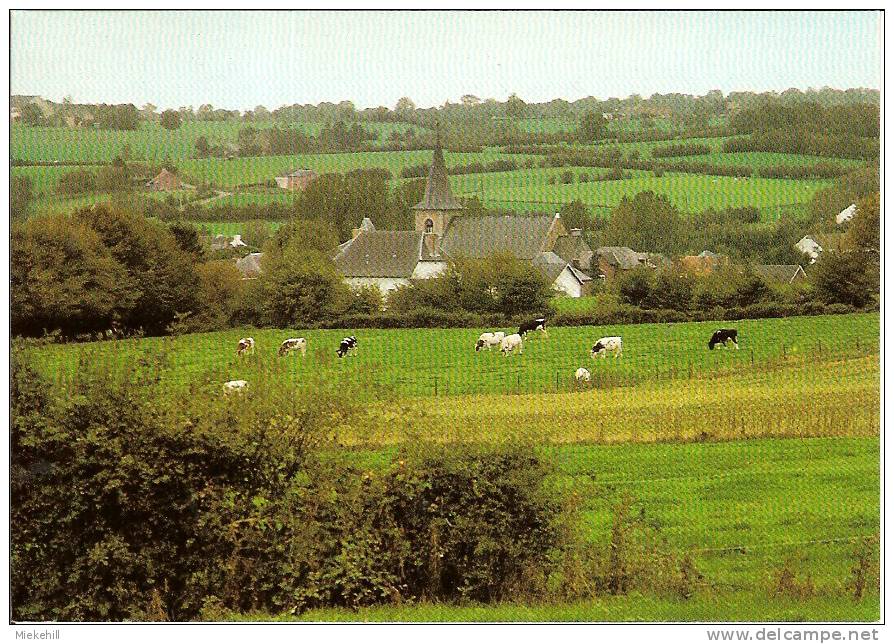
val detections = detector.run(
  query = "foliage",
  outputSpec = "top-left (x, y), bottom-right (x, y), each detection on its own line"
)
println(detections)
top-left (810, 251), bottom-right (879, 309)
top-left (604, 191), bottom-right (683, 255)
top-left (57, 169), bottom-right (97, 196)
top-left (846, 192), bottom-right (880, 251)
top-left (160, 109), bottom-right (182, 130)
top-left (578, 111), bottom-right (608, 142)
top-left (11, 175), bottom-right (33, 218)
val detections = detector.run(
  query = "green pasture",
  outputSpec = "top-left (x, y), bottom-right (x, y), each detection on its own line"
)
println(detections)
top-left (177, 149), bottom-right (539, 188)
top-left (28, 313), bottom-right (879, 401)
top-left (188, 220), bottom-right (285, 236)
top-left (237, 436), bottom-right (878, 621)
top-left (660, 151), bottom-right (866, 170)
top-left (455, 169), bottom-right (832, 218)
top-left (515, 117), bottom-right (576, 134)
top-left (10, 121), bottom-right (426, 163)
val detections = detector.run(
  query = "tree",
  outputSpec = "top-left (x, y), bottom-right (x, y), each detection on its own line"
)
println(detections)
top-left (578, 111), bottom-right (607, 142)
top-left (395, 97), bottom-right (416, 118)
top-left (810, 251), bottom-right (878, 308)
top-left (73, 204), bottom-right (200, 333)
top-left (160, 109), bottom-right (182, 130)
top-left (194, 135), bottom-right (210, 158)
top-left (12, 213), bottom-right (135, 336)
top-left (616, 267), bottom-right (655, 307)
top-left (241, 220), bottom-right (272, 249)
top-left (167, 222), bottom-right (205, 260)
top-left (193, 259), bottom-right (244, 329)
top-left (461, 94), bottom-right (481, 106)
top-left (603, 192), bottom-right (684, 255)
top-left (20, 103), bottom-right (47, 126)
top-left (847, 192), bottom-right (880, 252)
top-left (505, 93), bottom-right (527, 119)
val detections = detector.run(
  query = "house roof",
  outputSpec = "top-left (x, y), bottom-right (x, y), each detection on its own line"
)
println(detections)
top-left (552, 234), bottom-right (593, 268)
top-left (235, 252), bottom-right (264, 278)
top-left (595, 246), bottom-right (652, 270)
top-left (413, 144), bottom-right (464, 211)
top-left (440, 214), bottom-right (555, 260)
top-left (753, 264), bottom-right (806, 285)
top-left (334, 230), bottom-right (426, 278)
top-left (532, 251), bottom-right (571, 283)
top-left (278, 168), bottom-right (317, 179)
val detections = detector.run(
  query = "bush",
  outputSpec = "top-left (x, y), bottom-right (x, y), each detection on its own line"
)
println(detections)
top-left (56, 169), bottom-right (97, 196)
top-left (651, 142), bottom-right (711, 158)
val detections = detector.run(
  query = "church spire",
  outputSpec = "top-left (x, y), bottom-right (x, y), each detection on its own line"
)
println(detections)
top-left (413, 128), bottom-right (463, 211)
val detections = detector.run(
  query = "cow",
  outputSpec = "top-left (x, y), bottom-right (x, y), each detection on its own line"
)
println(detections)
top-left (236, 337), bottom-right (255, 356)
top-left (708, 329), bottom-right (739, 350)
top-left (518, 317), bottom-right (548, 338)
top-left (223, 380), bottom-right (248, 393)
top-left (278, 337), bottom-right (307, 357)
top-left (591, 336), bottom-right (623, 359)
top-left (336, 336), bottom-right (358, 358)
top-left (475, 331), bottom-right (505, 352)
top-left (500, 333), bottom-right (524, 356)
top-left (575, 367), bottom-right (591, 383)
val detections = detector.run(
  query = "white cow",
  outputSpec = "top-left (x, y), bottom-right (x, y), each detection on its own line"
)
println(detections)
top-left (475, 331), bottom-right (505, 352)
top-left (223, 380), bottom-right (248, 393)
top-left (278, 337), bottom-right (307, 356)
top-left (236, 337), bottom-right (255, 356)
top-left (500, 333), bottom-right (524, 356)
top-left (575, 367), bottom-right (591, 383)
top-left (591, 336), bottom-right (623, 359)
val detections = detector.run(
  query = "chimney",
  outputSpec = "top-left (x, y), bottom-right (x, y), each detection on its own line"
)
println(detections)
top-left (570, 228), bottom-right (582, 237)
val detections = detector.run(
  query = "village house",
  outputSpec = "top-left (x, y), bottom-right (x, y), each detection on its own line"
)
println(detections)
top-left (145, 168), bottom-right (182, 191)
top-left (676, 250), bottom-right (729, 276)
top-left (275, 168), bottom-right (318, 191)
top-left (836, 203), bottom-right (857, 225)
top-left (332, 143), bottom-right (596, 297)
top-left (593, 246), bottom-right (666, 282)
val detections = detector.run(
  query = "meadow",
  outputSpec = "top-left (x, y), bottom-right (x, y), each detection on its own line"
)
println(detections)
top-left (10, 120), bottom-right (426, 163)
top-left (28, 313), bottom-right (879, 401)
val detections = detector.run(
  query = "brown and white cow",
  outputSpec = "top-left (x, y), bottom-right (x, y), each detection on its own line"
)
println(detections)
top-left (236, 337), bottom-right (255, 356)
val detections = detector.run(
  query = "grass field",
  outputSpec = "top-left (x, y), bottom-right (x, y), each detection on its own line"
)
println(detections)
top-left (234, 435), bottom-right (878, 621)
top-left (10, 121), bottom-right (426, 163)
top-left (515, 117), bottom-right (576, 134)
top-left (453, 169), bottom-right (832, 219)
top-left (188, 220), bottom-right (285, 235)
top-left (28, 313), bottom-right (879, 401)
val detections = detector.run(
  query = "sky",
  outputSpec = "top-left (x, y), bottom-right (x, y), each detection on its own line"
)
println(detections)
top-left (11, 10), bottom-right (882, 111)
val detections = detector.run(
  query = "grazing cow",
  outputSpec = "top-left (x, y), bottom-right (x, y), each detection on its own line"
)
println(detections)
top-left (591, 336), bottom-right (623, 359)
top-left (708, 329), bottom-right (739, 350)
top-left (575, 367), bottom-right (591, 383)
top-left (475, 331), bottom-right (505, 352)
top-left (278, 337), bottom-right (307, 356)
top-left (500, 333), bottom-right (524, 356)
top-left (336, 335), bottom-right (358, 358)
top-left (518, 317), bottom-right (548, 338)
top-left (223, 380), bottom-right (248, 393)
top-left (236, 337), bottom-right (255, 356)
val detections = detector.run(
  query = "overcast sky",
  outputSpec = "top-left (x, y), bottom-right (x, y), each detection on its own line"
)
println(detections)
top-left (11, 10), bottom-right (882, 111)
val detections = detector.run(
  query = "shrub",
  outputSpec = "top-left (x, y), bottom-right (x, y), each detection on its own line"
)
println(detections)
top-left (651, 142), bottom-right (711, 158)
top-left (56, 169), bottom-right (97, 196)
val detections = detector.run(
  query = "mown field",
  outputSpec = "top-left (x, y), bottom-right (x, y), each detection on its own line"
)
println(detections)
top-left (10, 121), bottom-right (426, 162)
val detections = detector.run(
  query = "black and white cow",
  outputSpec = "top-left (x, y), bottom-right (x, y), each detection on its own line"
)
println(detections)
top-left (518, 317), bottom-right (548, 338)
top-left (475, 331), bottom-right (505, 352)
top-left (708, 329), bottom-right (739, 350)
top-left (591, 336), bottom-right (623, 359)
top-left (278, 337), bottom-right (307, 356)
top-left (336, 335), bottom-right (358, 358)
top-left (236, 337), bottom-right (255, 356)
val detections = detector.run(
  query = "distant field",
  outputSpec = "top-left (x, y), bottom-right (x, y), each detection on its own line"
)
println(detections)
top-left (10, 121), bottom-right (427, 163)
top-left (178, 149), bottom-right (539, 187)
top-left (515, 117), bottom-right (576, 134)
top-left (660, 151), bottom-right (865, 170)
top-left (188, 220), bottom-right (285, 236)
top-left (454, 169), bottom-right (832, 218)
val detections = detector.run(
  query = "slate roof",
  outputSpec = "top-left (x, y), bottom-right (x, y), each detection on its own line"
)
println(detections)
top-left (553, 234), bottom-right (593, 269)
top-left (277, 168), bottom-right (317, 179)
top-left (413, 144), bottom-right (464, 211)
top-left (532, 251), bottom-right (570, 283)
top-left (440, 214), bottom-right (555, 260)
top-left (333, 230), bottom-right (425, 278)
top-left (595, 246), bottom-right (652, 270)
top-left (753, 264), bottom-right (807, 285)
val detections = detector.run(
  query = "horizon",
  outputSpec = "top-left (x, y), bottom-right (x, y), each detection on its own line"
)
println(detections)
top-left (11, 10), bottom-right (882, 112)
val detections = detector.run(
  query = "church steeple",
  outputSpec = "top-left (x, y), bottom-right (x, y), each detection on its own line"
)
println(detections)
top-left (413, 132), bottom-right (464, 212)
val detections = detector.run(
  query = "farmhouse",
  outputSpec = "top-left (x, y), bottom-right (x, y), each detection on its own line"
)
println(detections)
top-left (146, 168), bottom-right (181, 191)
top-left (333, 144), bottom-right (595, 297)
top-left (275, 168), bottom-right (318, 191)
top-left (836, 203), bottom-right (857, 225)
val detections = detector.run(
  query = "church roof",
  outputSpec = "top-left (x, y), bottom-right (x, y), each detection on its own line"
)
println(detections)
top-left (413, 144), bottom-right (464, 211)
top-left (333, 230), bottom-right (426, 278)
top-left (440, 213), bottom-right (555, 260)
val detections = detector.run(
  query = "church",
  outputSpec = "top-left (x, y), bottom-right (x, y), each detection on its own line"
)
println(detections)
top-left (333, 144), bottom-right (595, 297)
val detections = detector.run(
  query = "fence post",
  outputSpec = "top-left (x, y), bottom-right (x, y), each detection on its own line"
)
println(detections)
top-left (782, 344), bottom-right (786, 359)
top-left (556, 371), bottom-right (559, 392)
top-left (517, 373), bottom-right (521, 394)
top-left (688, 360), bottom-right (693, 379)
top-left (750, 348), bottom-right (754, 365)
top-left (434, 375), bottom-right (438, 396)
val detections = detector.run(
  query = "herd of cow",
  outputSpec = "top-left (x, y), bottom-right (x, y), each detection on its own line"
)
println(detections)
top-left (222, 320), bottom-right (740, 393)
